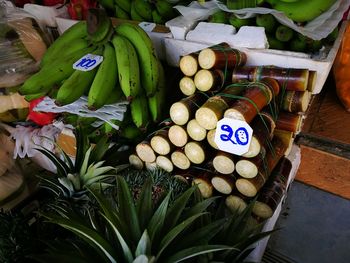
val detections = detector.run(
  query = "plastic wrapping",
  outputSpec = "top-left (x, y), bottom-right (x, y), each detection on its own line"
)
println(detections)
top-left (0, 0), bottom-right (49, 88)
top-left (333, 22), bottom-right (350, 112)
top-left (175, 0), bottom-right (350, 40)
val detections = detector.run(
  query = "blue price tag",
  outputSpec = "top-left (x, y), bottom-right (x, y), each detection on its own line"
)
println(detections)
top-left (73, 54), bottom-right (103, 71)
top-left (214, 118), bottom-right (253, 156)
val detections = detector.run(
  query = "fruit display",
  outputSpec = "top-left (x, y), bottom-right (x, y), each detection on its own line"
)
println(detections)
top-left (208, 11), bottom-right (339, 53)
top-left (99, 0), bottom-right (191, 24)
top-left (18, 8), bottom-right (167, 134)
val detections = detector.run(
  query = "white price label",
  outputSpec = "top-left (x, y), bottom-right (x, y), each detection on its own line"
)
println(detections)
top-left (73, 54), bottom-right (103, 71)
top-left (214, 118), bottom-right (253, 156)
top-left (138, 22), bottom-right (156, 32)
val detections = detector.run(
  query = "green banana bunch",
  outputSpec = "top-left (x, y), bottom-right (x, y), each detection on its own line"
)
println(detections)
top-left (87, 8), bottom-right (113, 45)
top-left (154, 0), bottom-right (177, 21)
top-left (266, 0), bottom-right (338, 22)
top-left (104, 85), bottom-right (125, 104)
top-left (115, 4), bottom-right (131, 19)
top-left (130, 90), bottom-right (150, 129)
top-left (151, 9), bottom-right (166, 24)
top-left (40, 21), bottom-right (88, 67)
top-left (55, 47), bottom-right (104, 106)
top-left (115, 23), bottom-right (159, 97)
top-left (134, 0), bottom-right (153, 21)
top-left (88, 43), bottom-right (118, 110)
top-left (114, 0), bottom-right (131, 13)
top-left (98, 0), bottom-right (115, 16)
top-left (130, 0), bottom-right (145, 21)
top-left (19, 45), bottom-right (96, 95)
top-left (148, 60), bottom-right (166, 122)
top-left (111, 34), bottom-right (141, 100)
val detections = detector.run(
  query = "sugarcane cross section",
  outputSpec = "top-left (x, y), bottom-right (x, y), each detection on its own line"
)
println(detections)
top-left (215, 118), bottom-right (253, 156)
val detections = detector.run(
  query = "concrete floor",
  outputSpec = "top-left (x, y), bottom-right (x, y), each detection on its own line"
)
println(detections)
top-left (265, 181), bottom-right (350, 263)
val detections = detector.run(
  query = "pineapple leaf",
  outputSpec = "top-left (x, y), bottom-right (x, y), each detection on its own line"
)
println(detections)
top-left (163, 186), bottom-right (196, 231)
top-left (89, 135), bottom-right (110, 163)
top-left (75, 125), bottom-right (90, 173)
top-left (136, 177), bottom-right (153, 230)
top-left (29, 253), bottom-right (90, 263)
top-left (99, 212), bottom-right (134, 263)
top-left (156, 213), bottom-right (206, 260)
top-left (45, 215), bottom-right (118, 263)
top-left (135, 230), bottom-right (152, 258)
top-left (35, 147), bottom-right (69, 176)
top-left (80, 146), bottom-right (93, 176)
top-left (163, 245), bottom-right (234, 263)
top-left (147, 191), bottom-right (171, 244)
top-left (116, 175), bottom-right (141, 245)
top-left (58, 177), bottom-right (75, 192)
top-left (84, 174), bottom-right (115, 187)
top-left (181, 196), bottom-right (220, 221)
top-left (84, 165), bottom-right (115, 181)
top-left (133, 255), bottom-right (149, 263)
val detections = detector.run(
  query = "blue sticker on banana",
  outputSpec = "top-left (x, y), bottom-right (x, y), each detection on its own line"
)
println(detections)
top-left (73, 54), bottom-right (103, 71)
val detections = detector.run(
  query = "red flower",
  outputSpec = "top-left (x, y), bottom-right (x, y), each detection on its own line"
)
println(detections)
top-left (27, 97), bottom-right (57, 126)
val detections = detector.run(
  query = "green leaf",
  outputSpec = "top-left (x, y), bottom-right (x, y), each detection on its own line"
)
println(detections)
top-left (75, 125), bottom-right (90, 173)
top-left (116, 175), bottom-right (141, 244)
top-left (181, 196), bottom-right (220, 221)
top-left (35, 147), bottom-right (69, 176)
top-left (135, 230), bottom-right (152, 257)
top-left (136, 177), bottom-right (153, 230)
top-left (156, 213), bottom-right (206, 260)
top-left (80, 146), bottom-right (93, 176)
top-left (90, 135), bottom-right (110, 162)
top-left (100, 212), bottom-right (134, 263)
top-left (84, 174), bottom-right (115, 187)
top-left (164, 186), bottom-right (196, 231)
top-left (163, 245), bottom-right (233, 263)
top-left (47, 215), bottom-right (118, 263)
top-left (147, 191), bottom-right (171, 244)
top-left (29, 253), bottom-right (89, 263)
top-left (133, 255), bottom-right (149, 263)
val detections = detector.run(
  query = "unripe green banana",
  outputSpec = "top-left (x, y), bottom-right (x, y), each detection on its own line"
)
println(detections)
top-left (148, 61), bottom-right (166, 123)
top-left (228, 14), bottom-right (254, 29)
top-left (267, 34), bottom-right (285, 50)
top-left (88, 43), bottom-right (118, 110)
top-left (155, 0), bottom-right (177, 21)
top-left (275, 25), bottom-right (294, 42)
top-left (152, 9), bottom-right (166, 24)
top-left (289, 37), bottom-right (307, 52)
top-left (115, 4), bottom-right (131, 19)
top-left (105, 85), bottom-right (125, 104)
top-left (130, 0), bottom-right (145, 21)
top-left (114, 0), bottom-right (131, 13)
top-left (19, 46), bottom-right (96, 95)
top-left (115, 23), bottom-right (159, 97)
top-left (120, 123), bottom-right (143, 140)
top-left (55, 47), bottom-right (104, 106)
top-left (134, 0), bottom-right (153, 22)
top-left (87, 8), bottom-right (114, 45)
top-left (130, 90), bottom-right (150, 129)
top-left (24, 91), bottom-right (48, 102)
top-left (111, 34), bottom-right (141, 100)
top-left (40, 21), bottom-right (88, 67)
top-left (266, 0), bottom-right (338, 23)
top-left (255, 14), bottom-right (277, 34)
top-left (98, 0), bottom-right (115, 15)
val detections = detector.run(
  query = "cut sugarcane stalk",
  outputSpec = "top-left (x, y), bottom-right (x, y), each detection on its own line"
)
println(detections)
top-left (156, 155), bottom-right (174, 173)
top-left (236, 136), bottom-right (289, 197)
top-left (145, 162), bottom-right (158, 171)
top-left (186, 119), bottom-right (207, 141)
top-left (307, 71), bottom-right (317, 92)
top-left (241, 135), bottom-right (263, 158)
top-left (211, 173), bottom-right (235, 194)
top-left (179, 54), bottom-right (198, 76)
top-left (225, 194), bottom-right (248, 214)
top-left (213, 151), bottom-right (235, 175)
top-left (195, 85), bottom-right (246, 130)
top-left (150, 130), bottom-right (174, 156)
top-left (235, 153), bottom-right (265, 179)
top-left (276, 111), bottom-right (302, 134)
top-left (169, 93), bottom-right (208, 125)
top-left (231, 66), bottom-right (310, 91)
top-left (184, 141), bottom-right (207, 164)
top-left (273, 129), bottom-right (294, 156)
top-left (129, 153), bottom-right (144, 170)
top-left (136, 141), bottom-right (156, 163)
top-left (207, 129), bottom-right (219, 150)
top-left (171, 149), bottom-right (191, 170)
top-left (194, 69), bottom-right (225, 92)
top-left (179, 76), bottom-right (196, 96)
top-left (193, 172), bottom-right (214, 198)
top-left (168, 125), bottom-right (188, 147)
top-left (224, 78), bottom-right (280, 123)
top-left (252, 157), bottom-right (292, 219)
top-left (281, 90), bottom-right (311, 113)
top-left (198, 45), bottom-right (247, 70)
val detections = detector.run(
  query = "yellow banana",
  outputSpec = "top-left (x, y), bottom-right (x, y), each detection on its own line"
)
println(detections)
top-left (55, 47), bottom-right (104, 106)
top-left (115, 23), bottom-right (159, 97)
top-left (19, 45), bottom-right (96, 95)
top-left (88, 43), bottom-right (118, 110)
top-left (111, 34), bottom-right (141, 100)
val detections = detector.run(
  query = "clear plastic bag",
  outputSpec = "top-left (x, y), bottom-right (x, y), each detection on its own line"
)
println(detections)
top-left (0, 0), bottom-right (49, 88)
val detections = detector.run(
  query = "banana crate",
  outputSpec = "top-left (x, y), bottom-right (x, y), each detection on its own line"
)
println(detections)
top-left (163, 19), bottom-right (348, 95)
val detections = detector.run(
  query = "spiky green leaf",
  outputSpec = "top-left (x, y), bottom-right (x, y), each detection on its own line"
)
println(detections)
top-left (181, 196), bottom-right (220, 221)
top-left (135, 230), bottom-right (152, 257)
top-left (74, 125), bottom-right (90, 173)
top-left (35, 147), bottom-right (69, 176)
top-left (136, 177), bottom-right (153, 230)
top-left (90, 135), bottom-right (110, 163)
top-left (80, 146), bottom-right (93, 176)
